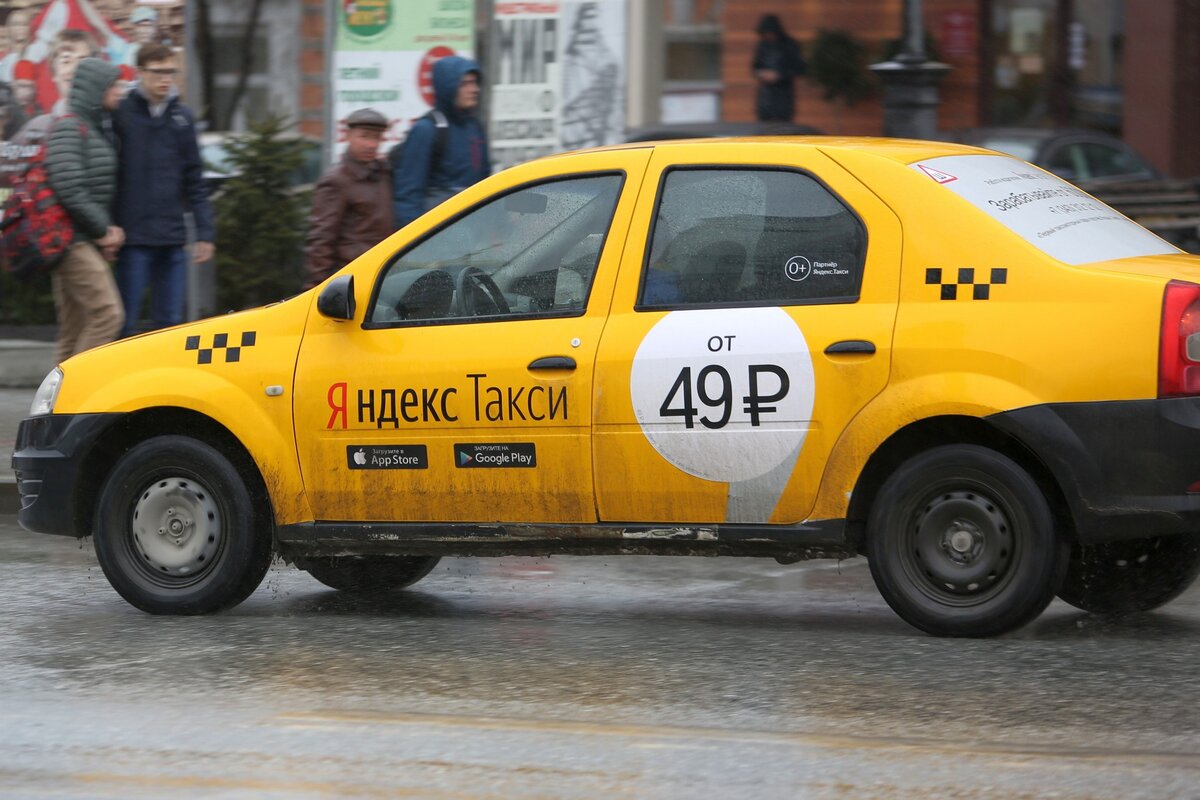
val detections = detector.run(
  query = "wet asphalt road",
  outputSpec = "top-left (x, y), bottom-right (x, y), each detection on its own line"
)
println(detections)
top-left (2, 515), bottom-right (1199, 799)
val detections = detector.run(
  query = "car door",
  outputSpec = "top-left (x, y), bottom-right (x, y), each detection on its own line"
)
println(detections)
top-left (293, 149), bottom-right (650, 523)
top-left (592, 143), bottom-right (902, 525)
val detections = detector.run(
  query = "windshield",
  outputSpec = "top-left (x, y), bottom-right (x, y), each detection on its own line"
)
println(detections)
top-left (910, 155), bottom-right (1180, 265)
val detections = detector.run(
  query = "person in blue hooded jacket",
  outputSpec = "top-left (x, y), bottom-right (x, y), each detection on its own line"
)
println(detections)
top-left (392, 55), bottom-right (490, 228)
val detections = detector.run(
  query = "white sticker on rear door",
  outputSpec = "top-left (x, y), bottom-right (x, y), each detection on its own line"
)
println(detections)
top-left (630, 307), bottom-right (815, 523)
top-left (911, 155), bottom-right (1179, 265)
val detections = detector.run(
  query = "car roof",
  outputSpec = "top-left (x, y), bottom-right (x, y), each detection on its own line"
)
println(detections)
top-left (552, 136), bottom-right (991, 166)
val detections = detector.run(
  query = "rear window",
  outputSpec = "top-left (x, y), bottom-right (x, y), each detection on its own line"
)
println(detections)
top-left (910, 155), bottom-right (1179, 265)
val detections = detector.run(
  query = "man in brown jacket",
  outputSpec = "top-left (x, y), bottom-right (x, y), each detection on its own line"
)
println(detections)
top-left (304, 108), bottom-right (394, 288)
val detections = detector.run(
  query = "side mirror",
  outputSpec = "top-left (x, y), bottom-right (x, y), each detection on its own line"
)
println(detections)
top-left (317, 274), bottom-right (356, 320)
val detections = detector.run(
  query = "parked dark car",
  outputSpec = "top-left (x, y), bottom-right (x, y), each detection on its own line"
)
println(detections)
top-left (944, 127), bottom-right (1160, 184)
top-left (200, 132), bottom-right (325, 195)
top-left (625, 120), bottom-right (823, 143)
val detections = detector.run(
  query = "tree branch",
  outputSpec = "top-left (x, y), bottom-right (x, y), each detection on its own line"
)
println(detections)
top-left (194, 0), bottom-right (215, 126)
top-left (220, 0), bottom-right (266, 130)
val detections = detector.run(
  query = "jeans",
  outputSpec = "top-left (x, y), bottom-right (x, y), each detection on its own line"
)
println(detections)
top-left (115, 245), bottom-right (187, 338)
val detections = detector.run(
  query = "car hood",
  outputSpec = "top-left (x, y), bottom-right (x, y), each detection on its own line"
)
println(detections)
top-left (53, 294), bottom-right (312, 415)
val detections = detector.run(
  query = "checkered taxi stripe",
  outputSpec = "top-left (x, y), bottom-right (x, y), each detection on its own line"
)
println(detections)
top-left (926, 268), bottom-right (1008, 300)
top-left (185, 331), bottom-right (257, 364)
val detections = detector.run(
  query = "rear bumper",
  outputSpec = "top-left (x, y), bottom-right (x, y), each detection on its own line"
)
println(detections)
top-left (11, 413), bottom-right (122, 537)
top-left (992, 398), bottom-right (1200, 543)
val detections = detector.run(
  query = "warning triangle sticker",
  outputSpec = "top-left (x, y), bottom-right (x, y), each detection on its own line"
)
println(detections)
top-left (917, 164), bottom-right (958, 184)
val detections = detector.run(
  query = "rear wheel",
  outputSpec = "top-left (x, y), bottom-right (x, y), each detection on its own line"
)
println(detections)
top-left (867, 444), bottom-right (1067, 637)
top-left (299, 555), bottom-right (441, 592)
top-left (94, 436), bottom-right (272, 614)
top-left (1057, 533), bottom-right (1200, 614)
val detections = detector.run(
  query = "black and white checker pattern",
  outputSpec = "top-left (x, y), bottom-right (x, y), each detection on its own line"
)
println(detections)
top-left (185, 331), bottom-right (257, 364)
top-left (925, 267), bottom-right (1008, 300)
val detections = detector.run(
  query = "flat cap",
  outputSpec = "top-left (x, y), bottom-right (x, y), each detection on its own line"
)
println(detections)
top-left (345, 108), bottom-right (388, 130)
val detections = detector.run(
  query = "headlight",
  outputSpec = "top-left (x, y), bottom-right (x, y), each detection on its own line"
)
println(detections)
top-left (30, 367), bottom-right (63, 416)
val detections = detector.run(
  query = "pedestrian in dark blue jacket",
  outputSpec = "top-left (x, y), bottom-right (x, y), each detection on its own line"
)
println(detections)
top-left (113, 43), bottom-right (214, 338)
top-left (392, 55), bottom-right (490, 227)
top-left (752, 14), bottom-right (806, 122)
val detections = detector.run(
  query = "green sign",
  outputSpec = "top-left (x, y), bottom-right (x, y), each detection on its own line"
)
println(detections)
top-left (343, 0), bottom-right (392, 41)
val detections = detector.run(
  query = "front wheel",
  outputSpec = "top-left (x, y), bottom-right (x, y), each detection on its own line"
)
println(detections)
top-left (299, 555), bottom-right (441, 593)
top-left (1057, 533), bottom-right (1200, 615)
top-left (94, 436), bottom-right (272, 614)
top-left (867, 445), bottom-right (1067, 637)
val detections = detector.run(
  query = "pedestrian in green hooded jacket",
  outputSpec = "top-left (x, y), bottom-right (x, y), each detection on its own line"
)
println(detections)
top-left (45, 57), bottom-right (126, 364)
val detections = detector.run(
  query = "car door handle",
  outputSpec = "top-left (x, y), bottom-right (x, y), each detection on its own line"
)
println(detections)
top-left (528, 356), bottom-right (577, 370)
top-left (824, 340), bottom-right (876, 355)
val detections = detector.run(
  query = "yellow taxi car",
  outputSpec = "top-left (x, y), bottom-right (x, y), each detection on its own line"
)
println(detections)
top-left (13, 138), bottom-right (1200, 637)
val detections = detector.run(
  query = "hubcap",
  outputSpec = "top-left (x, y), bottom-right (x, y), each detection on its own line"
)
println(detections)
top-left (909, 489), bottom-right (1014, 599)
top-left (131, 476), bottom-right (222, 579)
top-left (944, 520), bottom-right (984, 563)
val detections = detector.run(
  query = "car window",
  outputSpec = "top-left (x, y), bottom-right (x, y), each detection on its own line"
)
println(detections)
top-left (369, 174), bottom-right (623, 325)
top-left (639, 168), bottom-right (866, 308)
top-left (911, 154), bottom-right (1179, 265)
top-left (1081, 142), bottom-right (1151, 179)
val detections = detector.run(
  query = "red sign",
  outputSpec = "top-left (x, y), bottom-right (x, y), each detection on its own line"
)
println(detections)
top-left (940, 11), bottom-right (977, 60)
top-left (418, 46), bottom-right (456, 108)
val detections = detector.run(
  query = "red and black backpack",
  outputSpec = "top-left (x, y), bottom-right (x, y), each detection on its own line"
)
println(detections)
top-left (0, 115), bottom-right (84, 279)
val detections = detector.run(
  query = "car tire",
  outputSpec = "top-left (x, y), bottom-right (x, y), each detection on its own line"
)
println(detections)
top-left (867, 444), bottom-right (1068, 637)
top-left (299, 556), bottom-right (441, 592)
top-left (94, 436), bottom-right (272, 614)
top-left (1057, 533), bottom-right (1200, 615)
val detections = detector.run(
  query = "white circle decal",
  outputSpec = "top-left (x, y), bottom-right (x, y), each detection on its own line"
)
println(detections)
top-left (785, 255), bottom-right (811, 282)
top-left (630, 308), bottom-right (815, 483)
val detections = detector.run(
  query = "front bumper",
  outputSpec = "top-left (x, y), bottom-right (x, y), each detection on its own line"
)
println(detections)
top-left (11, 413), bottom-right (122, 537)
top-left (992, 398), bottom-right (1200, 543)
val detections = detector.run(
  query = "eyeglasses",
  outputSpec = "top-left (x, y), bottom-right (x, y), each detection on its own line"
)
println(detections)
top-left (143, 68), bottom-right (177, 77)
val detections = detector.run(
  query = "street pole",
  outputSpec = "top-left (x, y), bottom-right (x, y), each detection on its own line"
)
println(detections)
top-left (869, 0), bottom-right (950, 139)
top-left (181, 2), bottom-right (202, 326)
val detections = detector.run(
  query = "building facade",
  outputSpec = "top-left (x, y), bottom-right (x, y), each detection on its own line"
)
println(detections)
top-left (197, 0), bottom-right (1199, 179)
top-left (710, 0), bottom-right (1197, 177)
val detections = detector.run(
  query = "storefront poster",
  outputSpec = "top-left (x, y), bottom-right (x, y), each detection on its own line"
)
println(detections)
top-left (330, 0), bottom-right (475, 160)
top-left (490, 0), bottom-right (625, 172)
top-left (559, 0), bottom-right (623, 152)
top-left (490, 0), bottom-right (559, 171)
top-left (0, 0), bottom-right (183, 205)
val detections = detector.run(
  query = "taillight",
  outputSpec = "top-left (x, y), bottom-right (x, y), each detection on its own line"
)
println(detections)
top-left (1158, 280), bottom-right (1200, 397)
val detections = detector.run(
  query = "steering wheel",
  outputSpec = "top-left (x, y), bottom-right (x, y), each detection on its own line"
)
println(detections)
top-left (453, 266), bottom-right (510, 317)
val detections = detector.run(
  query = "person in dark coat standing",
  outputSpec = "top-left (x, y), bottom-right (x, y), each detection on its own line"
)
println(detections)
top-left (113, 43), bottom-right (214, 338)
top-left (392, 55), bottom-right (490, 228)
top-left (304, 107), bottom-right (394, 288)
top-left (45, 57), bottom-right (125, 362)
top-left (752, 14), bottom-right (806, 122)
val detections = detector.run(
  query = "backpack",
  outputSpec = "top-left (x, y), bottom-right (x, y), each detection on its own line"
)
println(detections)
top-left (0, 115), bottom-right (85, 279)
top-left (387, 109), bottom-right (449, 179)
